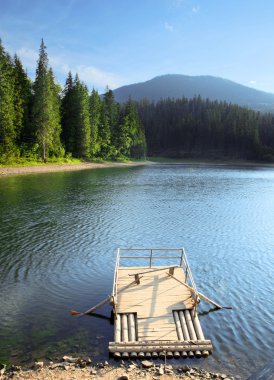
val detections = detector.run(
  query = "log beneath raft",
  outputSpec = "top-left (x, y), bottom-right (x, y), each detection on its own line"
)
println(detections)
top-left (109, 343), bottom-right (213, 353)
top-left (109, 339), bottom-right (211, 346)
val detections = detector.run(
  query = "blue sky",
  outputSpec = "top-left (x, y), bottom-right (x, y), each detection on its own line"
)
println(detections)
top-left (1, 0), bottom-right (274, 93)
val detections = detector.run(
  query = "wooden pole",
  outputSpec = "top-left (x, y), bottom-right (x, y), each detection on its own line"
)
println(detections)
top-left (185, 310), bottom-right (201, 358)
top-left (184, 310), bottom-right (197, 340)
top-left (121, 314), bottom-right (128, 342)
top-left (178, 311), bottom-right (190, 340)
top-left (114, 314), bottom-right (121, 342)
top-left (138, 352), bottom-right (145, 359)
top-left (121, 352), bottom-right (129, 359)
top-left (174, 311), bottom-right (184, 341)
top-left (178, 311), bottom-right (194, 358)
top-left (174, 351), bottom-right (180, 359)
top-left (83, 296), bottom-right (112, 315)
top-left (188, 351), bottom-right (194, 358)
top-left (190, 309), bottom-right (205, 340)
top-left (109, 339), bottom-right (211, 347)
top-left (167, 273), bottom-right (232, 309)
top-left (109, 344), bottom-right (213, 353)
top-left (128, 313), bottom-right (136, 341)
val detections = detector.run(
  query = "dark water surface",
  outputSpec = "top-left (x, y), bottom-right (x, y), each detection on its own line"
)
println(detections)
top-left (0, 165), bottom-right (273, 377)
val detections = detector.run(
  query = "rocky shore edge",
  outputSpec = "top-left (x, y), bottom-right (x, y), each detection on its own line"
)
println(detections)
top-left (0, 356), bottom-right (238, 380)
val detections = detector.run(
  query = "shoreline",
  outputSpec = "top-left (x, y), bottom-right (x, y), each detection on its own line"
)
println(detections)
top-left (0, 158), bottom-right (273, 177)
top-left (0, 358), bottom-right (236, 380)
top-left (0, 161), bottom-right (150, 177)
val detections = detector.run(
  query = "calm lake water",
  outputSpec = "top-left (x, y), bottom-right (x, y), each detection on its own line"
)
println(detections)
top-left (0, 164), bottom-right (273, 378)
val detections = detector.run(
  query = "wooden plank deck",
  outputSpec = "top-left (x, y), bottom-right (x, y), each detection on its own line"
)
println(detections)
top-left (116, 267), bottom-right (194, 341)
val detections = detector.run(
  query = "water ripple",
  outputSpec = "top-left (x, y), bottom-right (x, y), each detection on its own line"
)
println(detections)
top-left (0, 165), bottom-right (274, 376)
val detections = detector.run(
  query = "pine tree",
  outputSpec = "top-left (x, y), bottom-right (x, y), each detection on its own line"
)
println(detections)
top-left (47, 68), bottom-right (64, 157)
top-left (89, 88), bottom-right (102, 156)
top-left (32, 39), bottom-right (63, 161)
top-left (61, 71), bottom-right (75, 154)
top-left (99, 88), bottom-right (119, 158)
top-left (0, 40), bottom-right (16, 158)
top-left (72, 74), bottom-right (91, 158)
top-left (12, 54), bottom-right (32, 146)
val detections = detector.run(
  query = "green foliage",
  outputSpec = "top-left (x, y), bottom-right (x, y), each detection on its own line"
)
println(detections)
top-left (12, 55), bottom-right (32, 144)
top-left (0, 39), bottom-right (146, 164)
top-left (89, 88), bottom-right (101, 155)
top-left (137, 97), bottom-right (274, 160)
top-left (0, 40), bottom-right (16, 156)
top-left (32, 39), bottom-right (64, 161)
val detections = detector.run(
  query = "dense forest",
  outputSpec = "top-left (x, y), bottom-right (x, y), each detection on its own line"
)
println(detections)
top-left (0, 39), bottom-right (146, 163)
top-left (1, 38), bottom-right (274, 164)
top-left (137, 97), bottom-right (274, 161)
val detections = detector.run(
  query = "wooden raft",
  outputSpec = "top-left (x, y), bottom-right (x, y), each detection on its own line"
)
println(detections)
top-left (109, 248), bottom-right (213, 359)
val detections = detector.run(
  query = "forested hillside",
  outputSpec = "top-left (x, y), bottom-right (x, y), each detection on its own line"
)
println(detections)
top-left (113, 74), bottom-right (274, 113)
top-left (0, 39), bottom-right (146, 163)
top-left (1, 38), bottom-right (274, 164)
top-left (137, 97), bottom-right (274, 161)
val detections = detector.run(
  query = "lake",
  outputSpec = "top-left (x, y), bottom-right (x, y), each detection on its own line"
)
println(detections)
top-left (0, 164), bottom-right (273, 378)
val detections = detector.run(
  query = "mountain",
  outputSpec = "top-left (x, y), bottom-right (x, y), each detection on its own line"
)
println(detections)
top-left (112, 74), bottom-right (274, 113)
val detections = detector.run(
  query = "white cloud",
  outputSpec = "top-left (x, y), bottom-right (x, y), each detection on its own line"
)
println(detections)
top-left (15, 46), bottom-right (125, 91)
top-left (75, 65), bottom-right (125, 90)
top-left (249, 80), bottom-right (256, 85)
top-left (164, 22), bottom-right (174, 32)
top-left (192, 5), bottom-right (200, 13)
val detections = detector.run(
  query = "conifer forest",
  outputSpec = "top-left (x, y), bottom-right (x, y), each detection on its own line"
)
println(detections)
top-left (1, 39), bottom-right (274, 163)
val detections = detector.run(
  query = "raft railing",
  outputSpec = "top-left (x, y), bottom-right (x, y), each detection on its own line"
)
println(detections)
top-left (111, 247), bottom-right (199, 311)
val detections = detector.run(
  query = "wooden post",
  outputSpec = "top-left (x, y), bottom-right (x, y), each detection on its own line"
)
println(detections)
top-left (114, 314), bottom-right (121, 342)
top-left (169, 267), bottom-right (175, 275)
top-left (134, 274), bottom-right (140, 285)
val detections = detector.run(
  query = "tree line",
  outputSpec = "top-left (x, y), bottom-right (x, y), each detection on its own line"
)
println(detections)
top-left (0, 39), bottom-right (146, 163)
top-left (136, 97), bottom-right (274, 161)
top-left (2, 38), bottom-right (274, 164)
